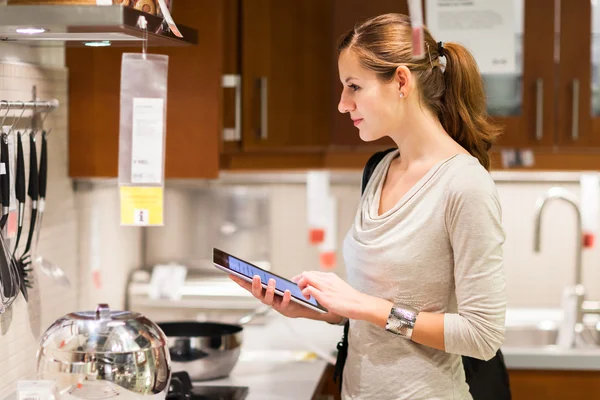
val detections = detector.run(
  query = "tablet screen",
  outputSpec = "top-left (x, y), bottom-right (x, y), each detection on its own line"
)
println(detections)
top-left (213, 248), bottom-right (325, 311)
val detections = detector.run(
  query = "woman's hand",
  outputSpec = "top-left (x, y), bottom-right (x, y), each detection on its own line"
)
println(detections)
top-left (293, 271), bottom-right (378, 321)
top-left (229, 274), bottom-right (344, 324)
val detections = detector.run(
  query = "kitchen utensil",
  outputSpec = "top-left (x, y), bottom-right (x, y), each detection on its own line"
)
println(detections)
top-left (157, 305), bottom-right (271, 381)
top-left (0, 133), bottom-right (19, 305)
top-left (37, 303), bottom-right (171, 400)
top-left (32, 131), bottom-right (71, 287)
top-left (12, 132), bottom-right (25, 257)
top-left (15, 133), bottom-right (40, 300)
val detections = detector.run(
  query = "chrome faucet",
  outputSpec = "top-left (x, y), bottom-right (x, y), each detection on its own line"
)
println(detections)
top-left (533, 187), bottom-right (585, 347)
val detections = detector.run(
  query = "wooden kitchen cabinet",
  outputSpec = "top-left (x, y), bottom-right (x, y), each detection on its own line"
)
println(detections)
top-left (313, 364), bottom-right (600, 400)
top-left (557, 0), bottom-right (600, 148)
top-left (224, 0), bottom-right (334, 152)
top-left (68, 0), bottom-right (223, 178)
top-left (509, 369), bottom-right (600, 400)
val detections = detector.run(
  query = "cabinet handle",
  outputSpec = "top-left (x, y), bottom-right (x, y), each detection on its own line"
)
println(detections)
top-left (257, 77), bottom-right (268, 140)
top-left (535, 78), bottom-right (543, 141)
top-left (571, 79), bottom-right (580, 141)
top-left (221, 74), bottom-right (242, 141)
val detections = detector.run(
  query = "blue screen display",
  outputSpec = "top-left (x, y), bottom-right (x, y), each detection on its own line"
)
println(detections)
top-left (228, 255), bottom-right (320, 307)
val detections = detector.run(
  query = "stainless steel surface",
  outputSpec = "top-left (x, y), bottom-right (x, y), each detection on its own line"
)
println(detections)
top-left (158, 322), bottom-right (243, 381)
top-left (503, 326), bottom-right (559, 347)
top-left (533, 187), bottom-right (585, 347)
top-left (222, 74), bottom-right (242, 142)
top-left (503, 325), bottom-right (600, 348)
top-left (158, 307), bottom-right (271, 381)
top-left (534, 187), bottom-right (583, 287)
top-left (259, 77), bottom-right (268, 140)
top-left (0, 100), bottom-right (59, 111)
top-left (582, 300), bottom-right (600, 315)
top-left (0, 5), bottom-right (197, 46)
top-left (572, 79), bottom-right (580, 141)
top-left (37, 304), bottom-right (171, 399)
top-left (535, 78), bottom-right (543, 140)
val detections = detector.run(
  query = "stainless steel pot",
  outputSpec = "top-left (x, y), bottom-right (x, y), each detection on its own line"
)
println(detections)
top-left (158, 305), bottom-right (271, 381)
top-left (37, 304), bottom-right (171, 400)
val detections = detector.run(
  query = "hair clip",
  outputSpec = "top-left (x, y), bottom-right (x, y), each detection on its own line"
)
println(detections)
top-left (437, 41), bottom-right (445, 57)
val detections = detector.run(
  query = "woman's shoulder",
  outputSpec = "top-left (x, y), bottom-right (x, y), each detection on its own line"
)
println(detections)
top-left (442, 154), bottom-right (499, 201)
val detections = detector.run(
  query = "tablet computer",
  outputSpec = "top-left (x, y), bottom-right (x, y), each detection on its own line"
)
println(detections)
top-left (213, 248), bottom-right (328, 314)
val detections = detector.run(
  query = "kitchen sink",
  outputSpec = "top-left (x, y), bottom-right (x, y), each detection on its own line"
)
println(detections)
top-left (502, 324), bottom-right (600, 348)
top-left (503, 326), bottom-right (559, 347)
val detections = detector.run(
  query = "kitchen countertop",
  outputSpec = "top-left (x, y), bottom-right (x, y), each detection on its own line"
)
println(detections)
top-left (4, 308), bottom-right (600, 400)
top-left (192, 313), bottom-right (342, 400)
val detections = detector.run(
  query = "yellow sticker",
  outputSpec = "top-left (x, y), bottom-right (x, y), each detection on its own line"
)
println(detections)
top-left (120, 186), bottom-right (164, 226)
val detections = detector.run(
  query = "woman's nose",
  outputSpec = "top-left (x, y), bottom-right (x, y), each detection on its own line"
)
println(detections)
top-left (338, 92), bottom-right (355, 114)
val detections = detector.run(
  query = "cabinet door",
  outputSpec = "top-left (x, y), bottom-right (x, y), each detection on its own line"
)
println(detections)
top-left (484, 0), bottom-right (556, 149)
top-left (68, 0), bottom-right (223, 179)
top-left (558, 0), bottom-right (600, 148)
top-left (330, 0), bottom-right (407, 148)
top-left (240, 0), bottom-right (333, 150)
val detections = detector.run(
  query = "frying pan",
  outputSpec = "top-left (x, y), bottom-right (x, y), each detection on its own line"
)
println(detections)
top-left (158, 305), bottom-right (270, 381)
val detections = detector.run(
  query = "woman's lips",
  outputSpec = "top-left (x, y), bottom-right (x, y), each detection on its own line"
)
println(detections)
top-left (353, 118), bottom-right (363, 126)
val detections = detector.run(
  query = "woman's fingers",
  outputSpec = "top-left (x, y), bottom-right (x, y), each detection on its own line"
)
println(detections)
top-left (251, 275), bottom-right (264, 299)
top-left (263, 279), bottom-right (276, 305)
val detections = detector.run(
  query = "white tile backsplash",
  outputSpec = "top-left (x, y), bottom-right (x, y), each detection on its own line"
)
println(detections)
top-left (0, 44), bottom-right (77, 398)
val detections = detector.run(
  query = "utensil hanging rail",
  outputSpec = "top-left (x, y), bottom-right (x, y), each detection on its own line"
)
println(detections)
top-left (0, 100), bottom-right (59, 112)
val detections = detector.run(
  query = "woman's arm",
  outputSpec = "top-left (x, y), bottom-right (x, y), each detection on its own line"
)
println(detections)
top-left (298, 170), bottom-right (506, 361)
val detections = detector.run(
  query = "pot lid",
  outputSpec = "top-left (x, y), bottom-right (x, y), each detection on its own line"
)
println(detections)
top-left (39, 304), bottom-right (167, 354)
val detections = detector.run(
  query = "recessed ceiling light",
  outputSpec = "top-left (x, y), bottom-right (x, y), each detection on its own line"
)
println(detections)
top-left (16, 28), bottom-right (47, 35)
top-left (84, 41), bottom-right (112, 47)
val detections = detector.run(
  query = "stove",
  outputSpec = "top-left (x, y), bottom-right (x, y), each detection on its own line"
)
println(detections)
top-left (166, 372), bottom-right (249, 400)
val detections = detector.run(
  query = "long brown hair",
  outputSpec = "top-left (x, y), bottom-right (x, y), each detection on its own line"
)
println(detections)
top-left (338, 13), bottom-right (500, 170)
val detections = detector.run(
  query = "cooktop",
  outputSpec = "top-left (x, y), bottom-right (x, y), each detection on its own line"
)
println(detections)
top-left (166, 372), bottom-right (249, 400)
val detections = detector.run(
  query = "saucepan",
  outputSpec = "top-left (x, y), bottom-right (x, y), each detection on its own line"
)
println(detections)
top-left (158, 305), bottom-right (271, 381)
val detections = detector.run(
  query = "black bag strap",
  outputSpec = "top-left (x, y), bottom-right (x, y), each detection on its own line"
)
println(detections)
top-left (361, 148), bottom-right (397, 195)
top-left (333, 148), bottom-right (397, 392)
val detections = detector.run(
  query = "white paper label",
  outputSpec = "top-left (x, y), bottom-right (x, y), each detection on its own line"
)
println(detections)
top-left (131, 98), bottom-right (164, 184)
top-left (96, 0), bottom-right (112, 5)
top-left (17, 380), bottom-right (57, 400)
top-left (425, 0), bottom-right (516, 74)
top-left (580, 173), bottom-right (600, 234)
top-left (149, 264), bottom-right (188, 301)
top-left (306, 171), bottom-right (331, 231)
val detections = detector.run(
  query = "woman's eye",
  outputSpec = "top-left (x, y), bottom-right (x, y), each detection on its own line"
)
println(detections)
top-left (348, 84), bottom-right (359, 91)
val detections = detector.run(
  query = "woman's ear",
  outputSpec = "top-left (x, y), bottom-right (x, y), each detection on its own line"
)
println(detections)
top-left (394, 65), bottom-right (411, 96)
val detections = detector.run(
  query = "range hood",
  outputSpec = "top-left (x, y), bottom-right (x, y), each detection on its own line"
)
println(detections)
top-left (0, 5), bottom-right (198, 47)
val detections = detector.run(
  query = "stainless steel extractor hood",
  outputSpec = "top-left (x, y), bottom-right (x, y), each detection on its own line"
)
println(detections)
top-left (0, 5), bottom-right (198, 47)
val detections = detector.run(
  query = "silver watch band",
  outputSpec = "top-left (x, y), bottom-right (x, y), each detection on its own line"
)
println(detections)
top-left (385, 304), bottom-right (418, 340)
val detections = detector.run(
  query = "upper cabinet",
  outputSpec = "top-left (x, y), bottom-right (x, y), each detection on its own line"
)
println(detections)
top-left (463, 0), bottom-right (600, 151)
top-left (481, 0), bottom-right (556, 149)
top-left (67, 0), bottom-right (600, 177)
top-left (68, 0), bottom-right (224, 179)
top-left (68, 0), bottom-right (334, 178)
top-left (557, 0), bottom-right (600, 148)
top-left (225, 0), bottom-right (333, 152)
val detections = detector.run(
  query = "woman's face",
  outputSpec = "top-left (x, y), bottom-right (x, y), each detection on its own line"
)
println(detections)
top-left (337, 49), bottom-right (403, 142)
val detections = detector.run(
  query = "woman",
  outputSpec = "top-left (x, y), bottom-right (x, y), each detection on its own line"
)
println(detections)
top-left (230, 13), bottom-right (507, 400)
